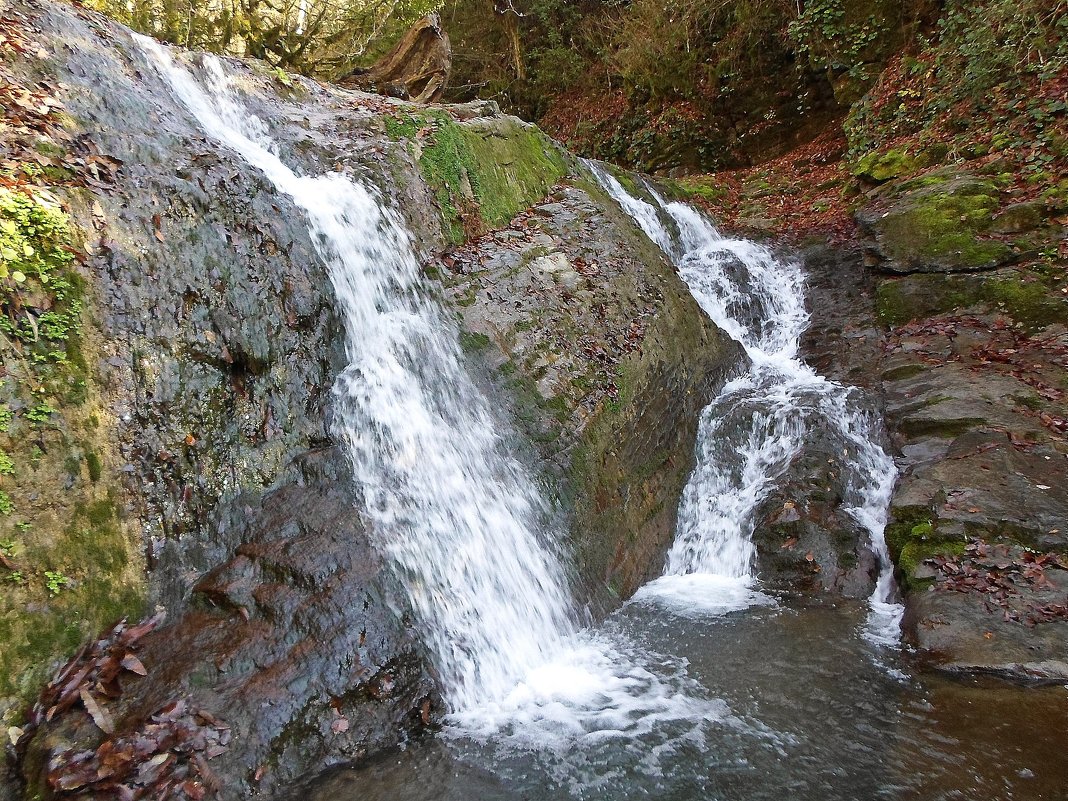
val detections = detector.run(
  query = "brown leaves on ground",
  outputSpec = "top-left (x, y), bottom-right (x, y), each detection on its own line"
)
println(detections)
top-left (17, 613), bottom-right (231, 800)
top-left (0, 11), bottom-right (123, 193)
top-left (884, 313), bottom-right (1068, 437)
top-left (926, 540), bottom-right (1068, 627)
top-left (679, 126), bottom-right (857, 244)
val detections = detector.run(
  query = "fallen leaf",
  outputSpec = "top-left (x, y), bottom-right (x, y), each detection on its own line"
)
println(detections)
top-left (330, 717), bottom-right (349, 734)
top-left (121, 654), bottom-right (148, 676)
top-left (79, 686), bottom-right (114, 734)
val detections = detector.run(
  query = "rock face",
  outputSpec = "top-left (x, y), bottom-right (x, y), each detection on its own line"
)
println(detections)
top-left (880, 307), bottom-right (1068, 682)
top-left (443, 180), bottom-right (741, 604)
top-left (856, 170), bottom-right (1015, 273)
top-left (5, 0), bottom-right (741, 795)
top-left (858, 164), bottom-right (1068, 682)
top-left (18, 449), bottom-right (437, 800)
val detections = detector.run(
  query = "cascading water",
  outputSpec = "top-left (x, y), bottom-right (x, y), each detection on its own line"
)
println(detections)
top-left (132, 42), bottom-right (751, 771)
top-left (131, 33), bottom-right (903, 795)
top-left (134, 39), bottom-right (578, 711)
top-left (589, 162), bottom-right (903, 645)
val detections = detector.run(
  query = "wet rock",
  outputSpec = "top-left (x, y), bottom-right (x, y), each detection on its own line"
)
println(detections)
top-left (444, 181), bottom-right (743, 606)
top-left (19, 449), bottom-right (439, 801)
top-left (880, 305), bottom-right (1068, 681)
top-left (754, 438), bottom-right (879, 599)
top-left (6, 0), bottom-right (743, 792)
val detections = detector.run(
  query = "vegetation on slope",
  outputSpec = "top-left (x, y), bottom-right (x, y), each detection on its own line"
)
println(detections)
top-left (0, 14), bottom-right (144, 718)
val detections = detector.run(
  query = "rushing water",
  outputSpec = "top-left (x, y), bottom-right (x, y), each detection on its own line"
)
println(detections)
top-left (133, 39), bottom-right (750, 759)
top-left (135, 39), bottom-right (578, 712)
top-left (588, 163), bottom-right (904, 645)
top-left (129, 38), bottom-right (1067, 801)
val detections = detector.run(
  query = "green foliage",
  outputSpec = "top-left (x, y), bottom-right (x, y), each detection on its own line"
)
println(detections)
top-left (787, 0), bottom-right (896, 89)
top-left (85, 450), bottom-right (103, 482)
top-left (0, 406), bottom-right (13, 433)
top-left (845, 0), bottom-right (1067, 162)
top-left (0, 187), bottom-right (82, 368)
top-left (0, 449), bottom-right (14, 476)
top-left (44, 569), bottom-right (72, 596)
top-left (0, 186), bottom-right (73, 281)
top-left (0, 491), bottom-right (13, 515)
top-left (26, 401), bottom-right (56, 424)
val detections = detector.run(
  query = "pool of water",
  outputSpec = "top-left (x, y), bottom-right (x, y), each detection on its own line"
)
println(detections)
top-left (299, 594), bottom-right (1068, 801)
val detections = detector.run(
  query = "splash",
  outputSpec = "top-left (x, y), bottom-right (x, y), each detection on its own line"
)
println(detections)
top-left (590, 162), bottom-right (903, 645)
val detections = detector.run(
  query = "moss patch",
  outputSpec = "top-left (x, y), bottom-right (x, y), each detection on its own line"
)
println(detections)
top-left (865, 173), bottom-right (1015, 272)
top-left (0, 188), bottom-right (144, 721)
top-left (875, 271), bottom-right (1068, 332)
top-left (884, 505), bottom-right (967, 589)
top-left (387, 111), bottom-right (567, 243)
top-left (460, 117), bottom-right (569, 230)
top-left (853, 148), bottom-right (916, 183)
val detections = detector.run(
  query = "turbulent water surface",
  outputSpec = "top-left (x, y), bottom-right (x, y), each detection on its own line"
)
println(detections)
top-left (133, 42), bottom-right (1067, 801)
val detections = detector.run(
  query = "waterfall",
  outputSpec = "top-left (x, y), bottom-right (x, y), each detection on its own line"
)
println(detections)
top-left (589, 163), bottom-right (903, 645)
top-left (133, 39), bottom-right (579, 711)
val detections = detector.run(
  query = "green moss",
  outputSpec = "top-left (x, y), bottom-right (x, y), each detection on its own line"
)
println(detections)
top-left (0, 494), bottom-right (141, 708)
top-left (884, 505), bottom-right (967, 589)
top-left (881, 363), bottom-right (925, 381)
top-left (458, 118), bottom-right (568, 230)
top-left (869, 174), bottom-right (1022, 272)
top-left (898, 539), bottom-right (966, 586)
top-left (458, 330), bottom-right (492, 352)
top-left (0, 187), bottom-right (145, 718)
top-left (978, 276), bottom-right (1067, 331)
top-left (876, 271), bottom-right (1067, 332)
top-left (852, 148), bottom-right (917, 182)
top-left (666, 176), bottom-right (726, 204)
top-left (388, 111), bottom-right (567, 242)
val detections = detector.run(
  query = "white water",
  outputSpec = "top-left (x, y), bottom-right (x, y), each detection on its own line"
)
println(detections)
top-left (135, 39), bottom-right (579, 711)
top-left (134, 41), bottom-right (764, 765)
top-left (589, 162), bottom-right (903, 645)
top-left (133, 36), bottom-right (899, 791)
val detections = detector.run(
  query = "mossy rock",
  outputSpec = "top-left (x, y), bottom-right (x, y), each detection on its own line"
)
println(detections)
top-left (852, 149), bottom-right (917, 183)
top-left (857, 172), bottom-right (1013, 273)
top-left (875, 271), bottom-right (1068, 332)
top-left (459, 116), bottom-right (569, 230)
top-left (388, 109), bottom-right (568, 243)
top-left (884, 505), bottom-right (967, 590)
top-left (991, 201), bottom-right (1045, 234)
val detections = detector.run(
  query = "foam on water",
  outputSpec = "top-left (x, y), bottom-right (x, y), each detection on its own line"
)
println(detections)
top-left (135, 39), bottom-right (764, 769)
top-left (589, 161), bottom-right (904, 647)
top-left (135, 38), bottom-right (579, 712)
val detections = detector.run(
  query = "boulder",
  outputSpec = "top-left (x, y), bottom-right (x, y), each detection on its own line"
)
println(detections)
top-left (18, 449), bottom-right (438, 801)
top-left (856, 170), bottom-right (1014, 273)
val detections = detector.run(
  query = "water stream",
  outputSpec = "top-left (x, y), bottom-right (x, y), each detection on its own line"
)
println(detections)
top-left (133, 40), bottom-right (743, 763)
top-left (130, 41), bottom-right (1067, 801)
top-left (588, 164), bottom-right (904, 645)
top-left (134, 39), bottom-right (578, 712)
